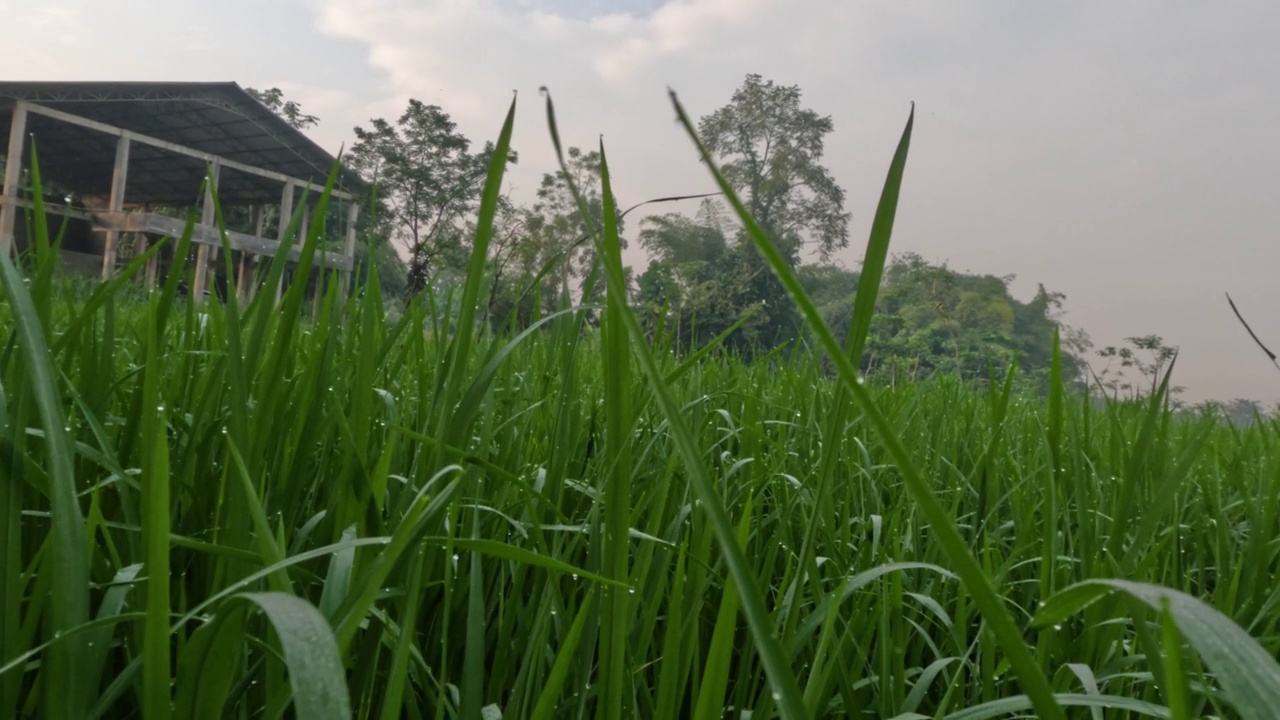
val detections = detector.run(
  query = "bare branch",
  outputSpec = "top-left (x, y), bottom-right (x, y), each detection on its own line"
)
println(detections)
top-left (1226, 292), bottom-right (1280, 372)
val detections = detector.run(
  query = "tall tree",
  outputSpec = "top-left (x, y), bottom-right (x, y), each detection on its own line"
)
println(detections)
top-left (636, 198), bottom-right (803, 352)
top-left (527, 146), bottom-right (625, 282)
top-left (638, 73), bottom-right (851, 351)
top-left (347, 100), bottom-right (517, 292)
top-left (697, 73), bottom-right (850, 262)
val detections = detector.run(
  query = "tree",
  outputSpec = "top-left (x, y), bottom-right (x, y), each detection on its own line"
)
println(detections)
top-left (638, 200), bottom-right (730, 267)
top-left (636, 198), bottom-right (808, 352)
top-left (638, 73), bottom-right (850, 351)
top-left (527, 146), bottom-right (625, 283)
top-left (483, 196), bottom-right (544, 328)
top-left (347, 100), bottom-right (517, 293)
top-left (1093, 334), bottom-right (1183, 399)
top-left (636, 201), bottom-right (736, 348)
top-left (245, 87), bottom-right (319, 130)
top-left (808, 253), bottom-right (1082, 384)
top-left (696, 73), bottom-right (850, 262)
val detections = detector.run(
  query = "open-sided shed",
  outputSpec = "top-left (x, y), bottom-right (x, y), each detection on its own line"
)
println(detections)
top-left (0, 81), bottom-right (365, 300)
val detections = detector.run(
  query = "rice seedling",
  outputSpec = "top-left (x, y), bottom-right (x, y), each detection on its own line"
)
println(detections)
top-left (0, 89), bottom-right (1279, 720)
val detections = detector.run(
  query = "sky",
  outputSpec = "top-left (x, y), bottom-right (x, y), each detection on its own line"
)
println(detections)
top-left (5, 0), bottom-right (1280, 404)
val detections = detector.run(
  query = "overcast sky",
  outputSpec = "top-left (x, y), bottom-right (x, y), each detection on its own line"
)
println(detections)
top-left (6, 0), bottom-right (1280, 404)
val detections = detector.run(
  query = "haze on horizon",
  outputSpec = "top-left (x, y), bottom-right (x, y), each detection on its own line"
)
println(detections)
top-left (4, 0), bottom-right (1278, 405)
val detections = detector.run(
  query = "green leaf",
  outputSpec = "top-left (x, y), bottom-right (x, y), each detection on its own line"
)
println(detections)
top-left (1035, 579), bottom-right (1280, 720)
top-left (944, 693), bottom-right (1170, 719)
top-left (177, 593), bottom-right (351, 719)
top-left (0, 208), bottom-right (90, 719)
top-left (543, 87), bottom-right (809, 719)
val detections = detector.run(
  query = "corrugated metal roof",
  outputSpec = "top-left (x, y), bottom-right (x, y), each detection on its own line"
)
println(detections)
top-left (0, 81), bottom-right (364, 206)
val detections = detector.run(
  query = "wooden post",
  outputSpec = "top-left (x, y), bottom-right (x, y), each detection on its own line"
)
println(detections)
top-left (192, 160), bottom-right (221, 301)
top-left (312, 272), bottom-right (322, 318)
top-left (1, 102), bottom-right (29, 256)
top-left (275, 181), bottom-right (295, 306)
top-left (100, 135), bottom-right (131, 278)
top-left (236, 251), bottom-right (249, 301)
top-left (299, 202), bottom-right (314, 313)
top-left (238, 205), bottom-right (265, 301)
top-left (142, 203), bottom-right (159, 288)
top-left (340, 202), bottom-right (361, 297)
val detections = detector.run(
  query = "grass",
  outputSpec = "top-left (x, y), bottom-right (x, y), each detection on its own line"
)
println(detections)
top-left (2, 89), bottom-right (1280, 719)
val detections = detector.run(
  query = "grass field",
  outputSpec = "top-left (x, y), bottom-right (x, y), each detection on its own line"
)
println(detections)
top-left (2, 92), bottom-right (1280, 719)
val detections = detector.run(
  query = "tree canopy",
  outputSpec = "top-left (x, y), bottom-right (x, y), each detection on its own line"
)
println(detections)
top-left (250, 81), bottom-right (1098, 392)
top-left (347, 100), bottom-right (517, 293)
top-left (697, 73), bottom-right (850, 263)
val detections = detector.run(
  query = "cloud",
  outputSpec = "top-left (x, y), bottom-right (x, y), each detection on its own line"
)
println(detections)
top-left (0, 2), bottom-right (87, 47)
top-left (591, 0), bottom-right (770, 81)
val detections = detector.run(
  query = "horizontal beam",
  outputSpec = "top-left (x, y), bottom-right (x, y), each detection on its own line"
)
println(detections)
top-left (0, 198), bottom-right (352, 272)
top-left (22, 101), bottom-right (356, 201)
top-left (93, 211), bottom-right (354, 272)
top-left (0, 196), bottom-right (95, 221)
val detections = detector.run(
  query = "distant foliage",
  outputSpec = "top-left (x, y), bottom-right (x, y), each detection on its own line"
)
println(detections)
top-left (1091, 334), bottom-right (1183, 400)
top-left (347, 100), bottom-right (517, 293)
top-left (846, 252), bottom-right (1083, 384)
top-left (638, 72), bottom-right (853, 352)
top-left (245, 86), bottom-right (319, 130)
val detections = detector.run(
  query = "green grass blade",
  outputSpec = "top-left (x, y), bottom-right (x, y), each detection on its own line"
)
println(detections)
top-left (1035, 579), bottom-right (1280, 720)
top-left (0, 221), bottom-right (90, 719)
top-left (667, 90), bottom-right (1066, 720)
top-left (543, 88), bottom-right (810, 719)
top-left (173, 603), bottom-right (251, 720)
top-left (140, 285), bottom-right (173, 720)
top-left (692, 494), bottom-right (752, 720)
top-left (239, 592), bottom-right (352, 720)
top-left (1159, 598), bottom-right (1192, 720)
top-left (943, 694), bottom-right (1171, 720)
top-left (434, 93), bottom-right (517, 462)
top-left (530, 592), bottom-right (595, 720)
top-left (597, 139), bottom-right (634, 720)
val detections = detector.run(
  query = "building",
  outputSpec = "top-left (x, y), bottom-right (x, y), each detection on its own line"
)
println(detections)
top-left (0, 81), bottom-right (366, 300)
